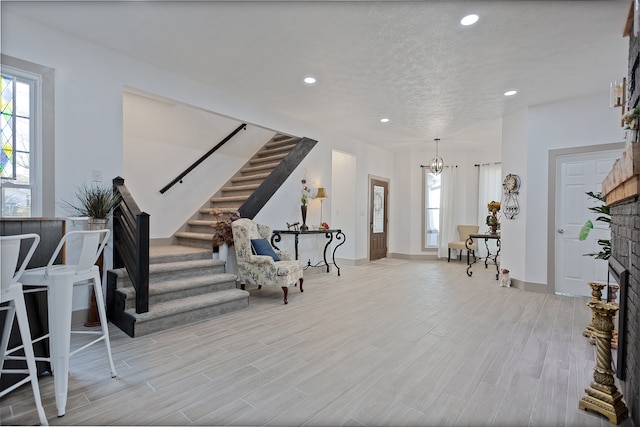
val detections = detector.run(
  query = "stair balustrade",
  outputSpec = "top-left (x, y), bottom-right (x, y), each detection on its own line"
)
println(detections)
top-left (111, 177), bottom-right (149, 314)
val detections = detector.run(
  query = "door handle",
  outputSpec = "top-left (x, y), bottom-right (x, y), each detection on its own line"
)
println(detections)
top-left (557, 229), bottom-right (564, 234)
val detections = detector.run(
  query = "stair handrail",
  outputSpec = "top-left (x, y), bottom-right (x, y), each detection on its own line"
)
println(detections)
top-left (112, 176), bottom-right (149, 314)
top-left (159, 123), bottom-right (247, 194)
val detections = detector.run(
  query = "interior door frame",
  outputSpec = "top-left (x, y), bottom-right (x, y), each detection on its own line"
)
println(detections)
top-left (369, 175), bottom-right (389, 261)
top-left (547, 142), bottom-right (624, 293)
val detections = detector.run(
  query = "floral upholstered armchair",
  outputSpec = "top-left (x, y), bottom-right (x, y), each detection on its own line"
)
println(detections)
top-left (231, 218), bottom-right (304, 304)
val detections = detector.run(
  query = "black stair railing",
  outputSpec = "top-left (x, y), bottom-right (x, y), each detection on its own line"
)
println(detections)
top-left (112, 176), bottom-right (149, 314)
top-left (239, 137), bottom-right (317, 219)
top-left (159, 122), bottom-right (247, 194)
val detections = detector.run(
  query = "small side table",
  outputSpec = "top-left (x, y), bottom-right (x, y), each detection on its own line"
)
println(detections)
top-left (271, 229), bottom-right (346, 276)
top-left (466, 233), bottom-right (501, 280)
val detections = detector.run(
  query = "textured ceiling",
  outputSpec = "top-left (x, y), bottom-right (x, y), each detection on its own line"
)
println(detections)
top-left (2, 0), bottom-right (631, 152)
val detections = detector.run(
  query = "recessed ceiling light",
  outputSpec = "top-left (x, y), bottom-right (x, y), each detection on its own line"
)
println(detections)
top-left (303, 76), bottom-right (316, 85)
top-left (380, 118), bottom-right (390, 123)
top-left (504, 90), bottom-right (518, 96)
top-left (461, 14), bottom-right (479, 26)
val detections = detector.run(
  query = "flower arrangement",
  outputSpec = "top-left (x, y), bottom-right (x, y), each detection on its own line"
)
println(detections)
top-left (623, 107), bottom-right (639, 130)
top-left (210, 209), bottom-right (240, 247)
top-left (301, 179), bottom-right (312, 205)
top-left (486, 201), bottom-right (501, 233)
top-left (319, 222), bottom-right (329, 230)
top-left (487, 201), bottom-right (501, 214)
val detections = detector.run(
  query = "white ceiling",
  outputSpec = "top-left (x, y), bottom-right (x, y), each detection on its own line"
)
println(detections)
top-left (3, 0), bottom-right (632, 152)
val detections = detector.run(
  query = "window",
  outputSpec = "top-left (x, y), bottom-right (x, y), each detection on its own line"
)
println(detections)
top-left (1, 72), bottom-right (37, 216)
top-left (1, 55), bottom-right (53, 217)
top-left (424, 171), bottom-right (441, 247)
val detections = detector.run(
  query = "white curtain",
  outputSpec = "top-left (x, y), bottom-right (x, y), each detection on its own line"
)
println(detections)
top-left (438, 166), bottom-right (458, 259)
top-left (476, 163), bottom-right (502, 256)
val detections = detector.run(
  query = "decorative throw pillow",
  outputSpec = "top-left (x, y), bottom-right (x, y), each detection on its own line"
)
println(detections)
top-left (251, 238), bottom-right (280, 261)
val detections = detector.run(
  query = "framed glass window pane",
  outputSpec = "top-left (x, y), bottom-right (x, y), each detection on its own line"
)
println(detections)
top-left (373, 185), bottom-right (384, 233)
top-left (2, 186), bottom-right (31, 217)
top-left (15, 151), bottom-right (30, 185)
top-left (15, 80), bottom-right (30, 118)
top-left (16, 116), bottom-right (30, 152)
top-left (424, 172), bottom-right (441, 248)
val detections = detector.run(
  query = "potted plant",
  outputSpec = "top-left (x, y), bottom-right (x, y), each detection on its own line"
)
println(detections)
top-left (62, 183), bottom-right (120, 228)
top-left (579, 191), bottom-right (611, 260)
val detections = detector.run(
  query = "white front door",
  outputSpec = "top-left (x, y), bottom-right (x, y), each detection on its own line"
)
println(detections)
top-left (555, 149), bottom-right (620, 296)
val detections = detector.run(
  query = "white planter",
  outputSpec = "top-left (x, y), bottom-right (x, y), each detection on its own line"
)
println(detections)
top-left (219, 243), bottom-right (229, 262)
top-left (226, 245), bottom-right (237, 275)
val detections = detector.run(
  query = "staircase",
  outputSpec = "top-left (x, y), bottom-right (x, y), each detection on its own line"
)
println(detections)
top-left (108, 133), bottom-right (312, 337)
top-left (174, 134), bottom-right (302, 249)
top-left (107, 245), bottom-right (246, 337)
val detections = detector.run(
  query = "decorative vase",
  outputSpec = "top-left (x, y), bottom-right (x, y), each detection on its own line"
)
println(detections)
top-left (487, 212), bottom-right (499, 234)
top-left (300, 205), bottom-right (309, 231)
top-left (87, 217), bottom-right (108, 231)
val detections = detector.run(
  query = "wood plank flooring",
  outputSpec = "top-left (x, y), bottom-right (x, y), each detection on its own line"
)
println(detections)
top-left (1, 259), bottom-right (632, 426)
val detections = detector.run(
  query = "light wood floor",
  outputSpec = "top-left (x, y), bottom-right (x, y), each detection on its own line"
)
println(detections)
top-left (1, 259), bottom-right (632, 426)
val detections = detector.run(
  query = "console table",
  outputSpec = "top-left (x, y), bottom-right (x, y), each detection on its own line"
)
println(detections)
top-left (466, 233), bottom-right (501, 280)
top-left (271, 229), bottom-right (346, 276)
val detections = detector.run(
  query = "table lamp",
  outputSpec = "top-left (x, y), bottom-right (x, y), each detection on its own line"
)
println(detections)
top-left (315, 187), bottom-right (328, 226)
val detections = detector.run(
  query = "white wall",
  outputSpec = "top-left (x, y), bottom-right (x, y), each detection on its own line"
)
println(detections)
top-left (500, 108), bottom-right (529, 281)
top-left (392, 145), bottom-right (502, 257)
top-left (502, 91), bottom-right (626, 288)
top-left (2, 11), bottom-right (394, 269)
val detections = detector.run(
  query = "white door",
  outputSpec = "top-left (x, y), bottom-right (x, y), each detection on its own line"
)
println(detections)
top-left (555, 149), bottom-right (620, 296)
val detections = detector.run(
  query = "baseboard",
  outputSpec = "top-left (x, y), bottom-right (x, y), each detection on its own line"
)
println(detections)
top-left (510, 278), bottom-right (552, 293)
top-left (336, 257), bottom-right (369, 266)
top-left (387, 252), bottom-right (440, 261)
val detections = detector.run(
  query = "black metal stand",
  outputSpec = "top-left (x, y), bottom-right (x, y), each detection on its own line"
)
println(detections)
top-left (466, 233), bottom-right (501, 280)
top-left (271, 229), bottom-right (345, 276)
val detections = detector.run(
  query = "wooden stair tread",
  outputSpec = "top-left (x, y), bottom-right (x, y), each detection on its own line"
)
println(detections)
top-left (210, 195), bottom-right (248, 203)
top-left (221, 183), bottom-right (260, 192)
top-left (174, 231), bottom-right (214, 241)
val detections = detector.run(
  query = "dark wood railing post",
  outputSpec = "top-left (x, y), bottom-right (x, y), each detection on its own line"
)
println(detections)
top-left (111, 176), bottom-right (150, 316)
top-left (135, 212), bottom-right (149, 313)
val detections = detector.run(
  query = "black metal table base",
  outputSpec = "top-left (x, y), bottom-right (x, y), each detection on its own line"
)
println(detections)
top-left (466, 233), bottom-right (501, 280)
top-left (271, 229), bottom-right (345, 276)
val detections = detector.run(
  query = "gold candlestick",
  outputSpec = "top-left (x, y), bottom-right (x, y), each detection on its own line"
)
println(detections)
top-left (578, 300), bottom-right (628, 424)
top-left (583, 282), bottom-right (606, 342)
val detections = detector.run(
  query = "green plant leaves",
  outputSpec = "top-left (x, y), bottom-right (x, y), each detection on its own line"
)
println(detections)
top-left (579, 220), bottom-right (593, 241)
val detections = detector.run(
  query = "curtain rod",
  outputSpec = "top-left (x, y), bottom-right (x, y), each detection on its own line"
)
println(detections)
top-left (419, 164), bottom-right (458, 168)
top-left (474, 162), bottom-right (502, 167)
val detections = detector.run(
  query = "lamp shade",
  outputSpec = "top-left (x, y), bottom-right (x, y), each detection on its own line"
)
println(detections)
top-left (315, 187), bottom-right (328, 199)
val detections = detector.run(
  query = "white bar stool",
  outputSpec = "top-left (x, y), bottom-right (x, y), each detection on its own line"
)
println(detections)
top-left (0, 233), bottom-right (48, 425)
top-left (20, 229), bottom-right (117, 417)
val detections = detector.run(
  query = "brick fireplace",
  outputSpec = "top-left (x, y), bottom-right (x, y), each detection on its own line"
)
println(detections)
top-left (601, 16), bottom-right (640, 420)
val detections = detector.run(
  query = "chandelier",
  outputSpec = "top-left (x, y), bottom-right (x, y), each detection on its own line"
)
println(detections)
top-left (429, 138), bottom-right (444, 175)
